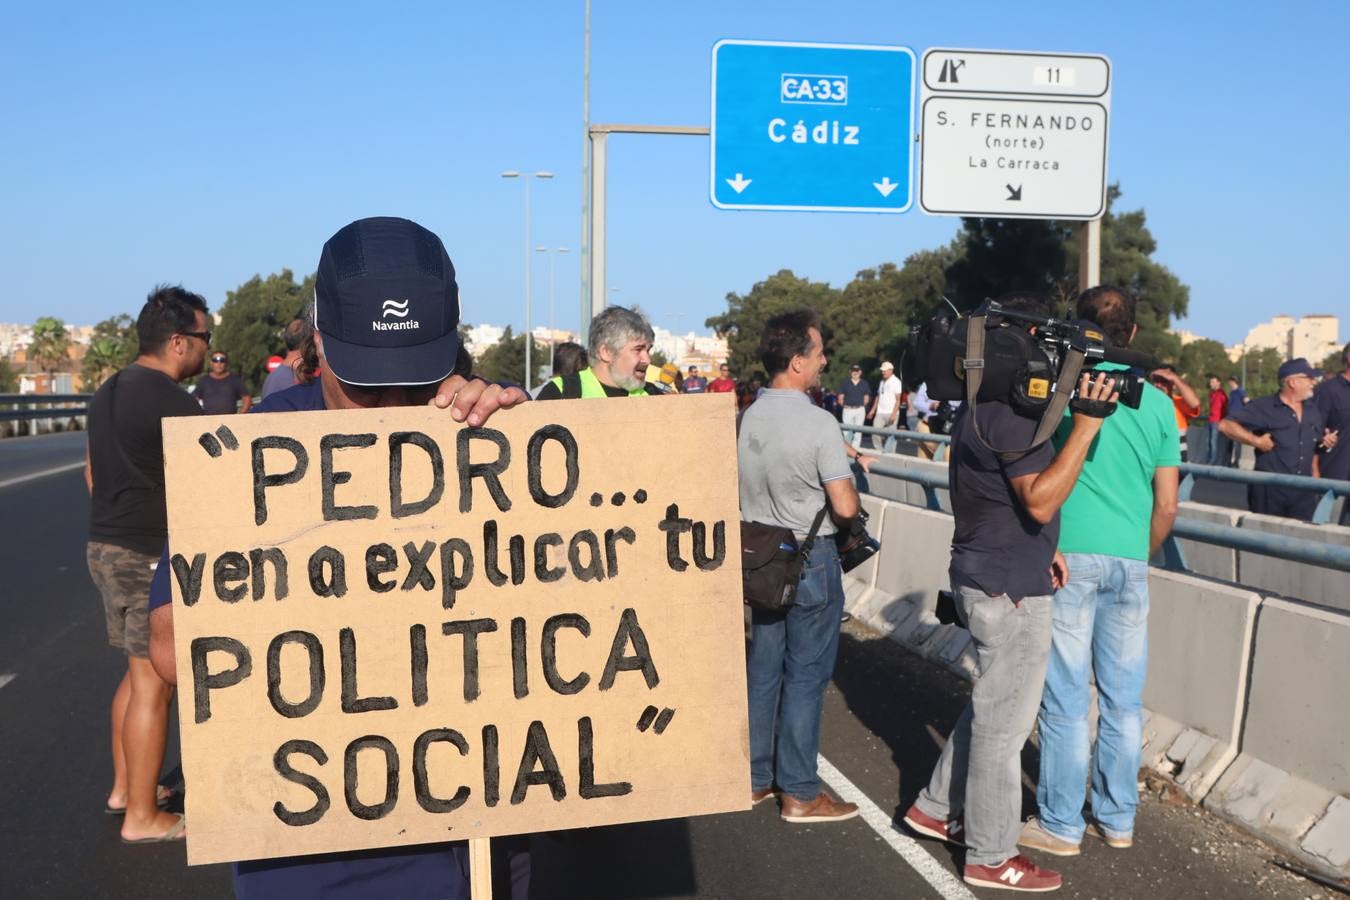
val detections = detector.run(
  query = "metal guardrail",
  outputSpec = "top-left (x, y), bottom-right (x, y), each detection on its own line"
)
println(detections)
top-left (0, 394), bottom-right (91, 424)
top-left (862, 458), bottom-right (1350, 574)
top-left (847, 422), bottom-right (1349, 524)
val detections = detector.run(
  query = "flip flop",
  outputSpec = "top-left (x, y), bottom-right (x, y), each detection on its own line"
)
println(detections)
top-left (104, 785), bottom-right (175, 815)
top-left (121, 815), bottom-right (186, 844)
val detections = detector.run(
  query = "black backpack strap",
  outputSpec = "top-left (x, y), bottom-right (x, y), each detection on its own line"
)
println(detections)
top-left (561, 372), bottom-right (583, 400)
top-left (784, 505), bottom-right (830, 584)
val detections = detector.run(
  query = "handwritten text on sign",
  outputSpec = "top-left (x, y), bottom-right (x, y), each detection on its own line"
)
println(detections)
top-left (163, 396), bottom-right (748, 865)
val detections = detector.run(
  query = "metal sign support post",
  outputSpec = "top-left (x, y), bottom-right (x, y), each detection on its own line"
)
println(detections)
top-left (586, 124), bottom-right (710, 333)
top-left (1078, 218), bottom-right (1101, 292)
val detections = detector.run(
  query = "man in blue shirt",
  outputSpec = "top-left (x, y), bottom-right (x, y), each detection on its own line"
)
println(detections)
top-left (148, 217), bottom-right (529, 899)
top-left (1220, 358), bottom-right (1337, 521)
top-left (1314, 343), bottom-right (1350, 523)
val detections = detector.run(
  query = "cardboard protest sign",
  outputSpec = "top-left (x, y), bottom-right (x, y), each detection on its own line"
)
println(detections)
top-left (162, 395), bottom-right (748, 865)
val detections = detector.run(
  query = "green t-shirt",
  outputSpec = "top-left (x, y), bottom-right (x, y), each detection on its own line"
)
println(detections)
top-left (1054, 364), bottom-right (1181, 560)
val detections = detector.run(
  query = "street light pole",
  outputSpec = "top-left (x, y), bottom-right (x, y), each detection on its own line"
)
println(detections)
top-left (536, 246), bottom-right (569, 376)
top-left (502, 170), bottom-right (553, 388)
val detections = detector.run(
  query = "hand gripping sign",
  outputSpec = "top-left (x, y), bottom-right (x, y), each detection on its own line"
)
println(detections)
top-left (163, 395), bottom-right (748, 865)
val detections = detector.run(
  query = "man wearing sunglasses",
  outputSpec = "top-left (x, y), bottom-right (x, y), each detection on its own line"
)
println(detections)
top-left (85, 284), bottom-right (213, 843)
top-left (193, 349), bottom-right (252, 414)
top-left (147, 217), bottom-right (530, 898)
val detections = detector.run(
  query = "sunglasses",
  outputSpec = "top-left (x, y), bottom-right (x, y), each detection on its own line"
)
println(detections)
top-left (211, 355), bottom-right (228, 363)
top-left (338, 380), bottom-right (442, 405)
top-left (181, 330), bottom-right (213, 344)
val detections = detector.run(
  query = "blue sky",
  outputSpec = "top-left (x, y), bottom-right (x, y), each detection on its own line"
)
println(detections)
top-left (2, 0), bottom-right (1346, 346)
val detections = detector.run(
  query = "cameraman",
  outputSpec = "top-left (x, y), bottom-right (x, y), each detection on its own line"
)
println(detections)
top-left (1018, 286), bottom-right (1179, 859)
top-left (903, 291), bottom-right (1119, 894)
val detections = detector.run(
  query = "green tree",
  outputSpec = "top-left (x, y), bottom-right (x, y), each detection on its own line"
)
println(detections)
top-left (1321, 348), bottom-right (1346, 375)
top-left (1065, 186), bottom-right (1190, 361)
top-left (473, 327), bottom-right (544, 386)
top-left (29, 317), bottom-right (72, 379)
top-left (944, 218), bottom-right (1071, 311)
top-left (833, 244), bottom-right (960, 387)
top-left (1178, 339), bottom-right (1234, 413)
top-left (1230, 347), bottom-right (1284, 400)
top-left (940, 186), bottom-right (1190, 364)
top-left (80, 314), bottom-right (138, 389)
top-left (648, 349), bottom-right (669, 369)
top-left (214, 270), bottom-right (316, 394)
top-left (706, 270), bottom-right (839, 381)
top-left (0, 358), bottom-right (16, 393)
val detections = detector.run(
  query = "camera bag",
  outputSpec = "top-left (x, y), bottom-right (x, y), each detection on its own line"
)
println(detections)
top-left (740, 506), bottom-right (829, 613)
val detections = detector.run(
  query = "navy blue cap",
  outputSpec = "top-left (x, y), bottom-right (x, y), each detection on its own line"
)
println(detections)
top-left (1277, 357), bottom-right (1317, 381)
top-left (314, 217), bottom-right (461, 386)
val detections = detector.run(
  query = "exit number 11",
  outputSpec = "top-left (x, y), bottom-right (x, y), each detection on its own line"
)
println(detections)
top-left (1033, 65), bottom-right (1077, 87)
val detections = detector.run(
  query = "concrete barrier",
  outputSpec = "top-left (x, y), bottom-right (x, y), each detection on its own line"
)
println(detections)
top-left (867, 455), bottom-right (949, 510)
top-left (1139, 572), bottom-right (1259, 798)
top-left (1170, 502), bottom-right (1241, 582)
top-left (1237, 514), bottom-right (1350, 612)
top-left (1203, 598), bottom-right (1350, 876)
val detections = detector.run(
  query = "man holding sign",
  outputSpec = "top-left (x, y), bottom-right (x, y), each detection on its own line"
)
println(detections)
top-left (149, 217), bottom-right (747, 897)
top-left (150, 217), bottom-right (531, 897)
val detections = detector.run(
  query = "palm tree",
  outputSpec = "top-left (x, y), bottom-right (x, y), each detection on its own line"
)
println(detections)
top-left (28, 317), bottom-right (72, 382)
top-left (81, 336), bottom-right (126, 389)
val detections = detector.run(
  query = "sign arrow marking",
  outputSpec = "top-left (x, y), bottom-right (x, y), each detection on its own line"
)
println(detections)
top-left (1005, 184), bottom-right (1022, 201)
top-left (725, 173), bottom-right (752, 194)
top-left (873, 177), bottom-right (899, 198)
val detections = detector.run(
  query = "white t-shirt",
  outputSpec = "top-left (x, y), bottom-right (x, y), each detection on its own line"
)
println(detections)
top-left (875, 374), bottom-right (903, 417)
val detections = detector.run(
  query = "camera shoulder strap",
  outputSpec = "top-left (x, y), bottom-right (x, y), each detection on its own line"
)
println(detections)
top-left (962, 314), bottom-right (1086, 461)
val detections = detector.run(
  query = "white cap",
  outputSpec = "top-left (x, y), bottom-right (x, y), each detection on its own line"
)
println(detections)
top-left (880, 360), bottom-right (894, 370)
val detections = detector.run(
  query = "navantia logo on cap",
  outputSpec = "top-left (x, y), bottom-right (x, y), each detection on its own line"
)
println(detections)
top-left (373, 298), bottom-right (421, 331)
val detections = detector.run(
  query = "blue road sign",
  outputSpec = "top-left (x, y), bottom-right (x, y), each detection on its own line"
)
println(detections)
top-left (711, 40), bottom-right (915, 213)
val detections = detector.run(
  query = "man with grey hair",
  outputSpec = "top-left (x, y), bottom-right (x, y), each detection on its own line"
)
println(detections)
top-left (259, 318), bottom-right (312, 399)
top-left (536, 305), bottom-right (664, 399)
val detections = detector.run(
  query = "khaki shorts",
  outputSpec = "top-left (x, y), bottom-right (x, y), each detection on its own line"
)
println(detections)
top-left (87, 541), bottom-right (159, 657)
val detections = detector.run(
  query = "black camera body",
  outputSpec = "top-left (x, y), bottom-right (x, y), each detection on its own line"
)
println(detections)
top-left (835, 508), bottom-right (880, 573)
top-left (905, 300), bottom-right (1153, 419)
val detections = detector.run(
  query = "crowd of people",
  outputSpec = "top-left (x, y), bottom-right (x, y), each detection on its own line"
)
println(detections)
top-left (81, 212), bottom-right (1345, 897)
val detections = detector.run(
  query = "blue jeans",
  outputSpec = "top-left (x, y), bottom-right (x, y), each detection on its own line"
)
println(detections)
top-left (1036, 554), bottom-right (1149, 843)
top-left (747, 540), bottom-right (845, 801)
top-left (1206, 421), bottom-right (1221, 465)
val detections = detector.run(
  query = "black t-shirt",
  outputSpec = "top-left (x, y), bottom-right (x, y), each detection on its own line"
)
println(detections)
top-left (948, 401), bottom-right (1059, 600)
top-left (88, 364), bottom-right (202, 554)
top-left (535, 379), bottom-right (663, 400)
top-left (838, 379), bottom-right (870, 407)
top-left (195, 372), bottom-right (248, 414)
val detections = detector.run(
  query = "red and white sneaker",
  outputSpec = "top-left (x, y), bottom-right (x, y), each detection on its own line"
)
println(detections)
top-left (902, 804), bottom-right (966, 847)
top-left (963, 855), bottom-right (1062, 892)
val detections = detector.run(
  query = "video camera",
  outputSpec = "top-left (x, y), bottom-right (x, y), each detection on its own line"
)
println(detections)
top-left (907, 299), bottom-right (1155, 415)
top-left (904, 298), bottom-right (1158, 455)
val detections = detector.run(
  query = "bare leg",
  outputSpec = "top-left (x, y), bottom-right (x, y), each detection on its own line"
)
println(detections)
top-left (120, 655), bottom-right (182, 841)
top-left (107, 669), bottom-right (131, 809)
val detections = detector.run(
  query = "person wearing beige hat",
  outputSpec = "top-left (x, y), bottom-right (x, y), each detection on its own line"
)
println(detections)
top-left (869, 360), bottom-right (904, 454)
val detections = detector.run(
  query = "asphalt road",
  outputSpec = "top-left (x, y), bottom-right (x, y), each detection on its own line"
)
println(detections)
top-left (0, 431), bottom-right (1337, 899)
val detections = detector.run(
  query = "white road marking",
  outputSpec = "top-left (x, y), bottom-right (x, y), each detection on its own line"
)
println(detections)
top-left (0, 674), bottom-right (15, 691)
top-left (0, 461), bottom-right (86, 491)
top-left (817, 754), bottom-right (977, 900)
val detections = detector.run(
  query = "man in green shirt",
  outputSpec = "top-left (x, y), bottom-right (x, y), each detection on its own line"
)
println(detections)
top-left (1018, 286), bottom-right (1180, 857)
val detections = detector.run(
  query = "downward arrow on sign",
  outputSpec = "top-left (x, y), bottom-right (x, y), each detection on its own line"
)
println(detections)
top-left (1006, 184), bottom-right (1023, 201)
top-left (873, 177), bottom-right (899, 198)
top-left (726, 173), bottom-right (751, 194)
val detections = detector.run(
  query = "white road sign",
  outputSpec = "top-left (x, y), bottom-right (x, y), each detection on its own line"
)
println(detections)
top-left (919, 48), bottom-right (1111, 220)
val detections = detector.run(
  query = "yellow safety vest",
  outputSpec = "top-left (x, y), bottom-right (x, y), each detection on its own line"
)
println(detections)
top-left (550, 367), bottom-right (649, 398)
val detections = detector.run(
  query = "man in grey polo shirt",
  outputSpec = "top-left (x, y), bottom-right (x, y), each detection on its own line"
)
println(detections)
top-left (739, 309), bottom-right (862, 824)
